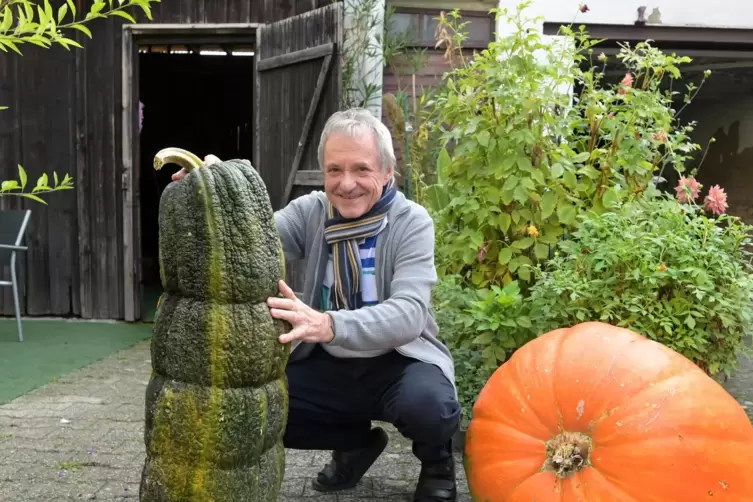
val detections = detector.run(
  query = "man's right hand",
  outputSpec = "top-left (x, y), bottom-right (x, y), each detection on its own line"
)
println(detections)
top-left (171, 154), bottom-right (222, 181)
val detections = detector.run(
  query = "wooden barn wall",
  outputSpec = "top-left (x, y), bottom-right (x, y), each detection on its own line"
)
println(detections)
top-left (0, 0), bottom-right (333, 320)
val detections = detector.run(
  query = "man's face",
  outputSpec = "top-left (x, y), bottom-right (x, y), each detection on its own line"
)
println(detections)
top-left (322, 131), bottom-right (393, 219)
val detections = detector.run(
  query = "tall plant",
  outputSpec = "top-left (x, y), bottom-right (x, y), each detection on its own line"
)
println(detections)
top-left (0, 0), bottom-right (159, 204)
top-left (427, 1), bottom-right (709, 290)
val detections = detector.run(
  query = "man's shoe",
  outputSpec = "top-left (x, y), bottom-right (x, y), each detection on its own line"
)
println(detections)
top-left (311, 427), bottom-right (389, 492)
top-left (413, 455), bottom-right (457, 501)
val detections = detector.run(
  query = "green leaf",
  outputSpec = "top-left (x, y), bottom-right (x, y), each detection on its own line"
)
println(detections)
top-left (498, 246), bottom-right (512, 265)
top-left (425, 185), bottom-right (450, 213)
top-left (476, 130), bottom-right (490, 148)
top-left (530, 168), bottom-right (545, 185)
top-left (602, 187), bottom-right (619, 208)
top-left (2, 7), bottom-right (13, 33)
top-left (518, 266), bottom-right (531, 281)
top-left (534, 242), bottom-right (550, 260)
top-left (563, 170), bottom-right (577, 189)
top-left (109, 10), bottom-right (136, 23)
top-left (1, 180), bottom-right (19, 191)
top-left (57, 3), bottom-right (69, 23)
top-left (516, 156), bottom-right (532, 171)
top-left (17, 164), bottom-right (27, 189)
top-left (69, 23), bottom-right (93, 38)
top-left (540, 190), bottom-right (556, 219)
top-left (436, 146), bottom-right (451, 184)
top-left (500, 188), bottom-right (514, 205)
top-left (557, 202), bottom-right (577, 225)
top-left (472, 332), bottom-right (494, 345)
top-left (685, 315), bottom-right (696, 329)
top-left (512, 237), bottom-right (533, 249)
top-left (520, 177), bottom-right (535, 191)
top-left (572, 151), bottom-right (590, 163)
top-left (20, 193), bottom-right (48, 204)
top-left (502, 175), bottom-right (519, 192)
top-left (516, 316), bottom-right (532, 328)
top-left (550, 162), bottom-right (564, 178)
top-left (498, 213), bottom-right (511, 233)
top-left (513, 185), bottom-right (528, 204)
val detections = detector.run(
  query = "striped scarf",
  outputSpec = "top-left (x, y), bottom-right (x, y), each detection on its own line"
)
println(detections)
top-left (323, 177), bottom-right (397, 310)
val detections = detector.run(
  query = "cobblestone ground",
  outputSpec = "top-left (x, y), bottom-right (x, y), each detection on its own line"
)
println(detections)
top-left (0, 341), bottom-right (471, 501)
top-left (1, 340), bottom-right (751, 501)
top-left (722, 345), bottom-right (753, 421)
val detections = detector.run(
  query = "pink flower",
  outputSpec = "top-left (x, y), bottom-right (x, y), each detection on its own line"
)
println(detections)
top-left (674, 176), bottom-right (701, 204)
top-left (579, 4), bottom-right (590, 13)
top-left (652, 130), bottom-right (668, 143)
top-left (477, 243), bottom-right (488, 261)
top-left (704, 185), bottom-right (728, 215)
top-left (618, 73), bottom-right (633, 95)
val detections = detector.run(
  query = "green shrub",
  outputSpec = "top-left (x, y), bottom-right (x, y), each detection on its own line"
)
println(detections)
top-left (433, 275), bottom-right (528, 424)
top-left (527, 191), bottom-right (753, 377)
top-left (426, 1), bottom-right (706, 292)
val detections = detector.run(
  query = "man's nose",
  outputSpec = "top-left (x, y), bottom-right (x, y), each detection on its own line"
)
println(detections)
top-left (340, 172), bottom-right (356, 190)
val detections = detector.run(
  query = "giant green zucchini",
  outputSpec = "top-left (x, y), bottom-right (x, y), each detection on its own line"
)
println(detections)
top-left (139, 148), bottom-right (290, 501)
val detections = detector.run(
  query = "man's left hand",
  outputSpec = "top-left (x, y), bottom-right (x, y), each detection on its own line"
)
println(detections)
top-left (267, 280), bottom-right (334, 344)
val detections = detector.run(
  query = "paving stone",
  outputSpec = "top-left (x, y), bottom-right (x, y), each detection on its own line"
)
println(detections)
top-left (1, 338), bottom-right (750, 501)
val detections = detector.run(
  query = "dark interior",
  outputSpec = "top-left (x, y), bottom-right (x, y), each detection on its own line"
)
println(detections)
top-left (137, 49), bottom-right (255, 314)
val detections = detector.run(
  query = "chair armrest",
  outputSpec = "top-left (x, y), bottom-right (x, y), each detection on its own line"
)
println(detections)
top-left (0, 244), bottom-right (28, 251)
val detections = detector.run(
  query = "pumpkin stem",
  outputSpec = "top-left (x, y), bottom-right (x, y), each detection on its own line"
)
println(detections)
top-left (153, 147), bottom-right (205, 173)
top-left (541, 431), bottom-right (592, 478)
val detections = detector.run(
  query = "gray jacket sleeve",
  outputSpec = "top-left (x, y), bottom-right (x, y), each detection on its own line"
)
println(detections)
top-left (273, 193), bottom-right (316, 262)
top-left (326, 206), bottom-right (437, 351)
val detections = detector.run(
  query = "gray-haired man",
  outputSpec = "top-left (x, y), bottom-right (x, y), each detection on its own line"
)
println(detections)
top-left (173, 108), bottom-right (460, 500)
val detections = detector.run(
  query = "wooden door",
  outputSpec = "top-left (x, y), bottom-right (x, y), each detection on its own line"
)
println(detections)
top-left (255, 3), bottom-right (343, 294)
top-left (255, 2), bottom-right (342, 210)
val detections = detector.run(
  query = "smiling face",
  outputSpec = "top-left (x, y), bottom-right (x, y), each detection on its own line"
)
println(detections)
top-left (322, 131), bottom-right (393, 219)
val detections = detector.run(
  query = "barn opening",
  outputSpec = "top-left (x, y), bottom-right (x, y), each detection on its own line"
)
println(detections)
top-left (137, 43), bottom-right (256, 321)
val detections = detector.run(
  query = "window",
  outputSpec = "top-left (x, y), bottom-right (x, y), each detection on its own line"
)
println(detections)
top-left (387, 8), bottom-right (494, 49)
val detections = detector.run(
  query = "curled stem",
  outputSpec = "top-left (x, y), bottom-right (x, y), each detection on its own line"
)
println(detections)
top-left (153, 147), bottom-right (204, 173)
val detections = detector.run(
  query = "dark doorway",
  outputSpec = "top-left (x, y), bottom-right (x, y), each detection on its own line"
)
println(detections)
top-left (137, 44), bottom-right (255, 320)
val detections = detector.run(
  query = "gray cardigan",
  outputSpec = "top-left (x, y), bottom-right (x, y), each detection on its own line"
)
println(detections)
top-left (274, 189), bottom-right (457, 393)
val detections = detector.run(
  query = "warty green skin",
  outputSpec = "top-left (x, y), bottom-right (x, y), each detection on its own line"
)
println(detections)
top-left (151, 293), bottom-right (290, 389)
top-left (139, 442), bottom-right (286, 502)
top-left (157, 159), bottom-right (285, 304)
top-left (143, 373), bottom-right (289, 470)
top-left (141, 158), bottom-right (290, 502)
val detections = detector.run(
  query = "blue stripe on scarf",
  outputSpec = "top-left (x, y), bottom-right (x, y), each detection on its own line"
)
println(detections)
top-left (323, 177), bottom-right (397, 310)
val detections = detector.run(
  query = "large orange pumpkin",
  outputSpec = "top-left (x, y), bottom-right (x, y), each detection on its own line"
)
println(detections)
top-left (464, 322), bottom-right (753, 501)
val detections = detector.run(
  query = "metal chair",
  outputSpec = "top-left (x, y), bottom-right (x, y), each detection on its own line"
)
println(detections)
top-left (0, 209), bottom-right (31, 342)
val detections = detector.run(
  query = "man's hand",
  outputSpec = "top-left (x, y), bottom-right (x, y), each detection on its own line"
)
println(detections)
top-left (267, 280), bottom-right (334, 344)
top-left (171, 154), bottom-right (222, 181)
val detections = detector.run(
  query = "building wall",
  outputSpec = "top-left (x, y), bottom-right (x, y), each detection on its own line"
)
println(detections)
top-left (495, 0), bottom-right (753, 31)
top-left (682, 96), bottom-right (753, 225)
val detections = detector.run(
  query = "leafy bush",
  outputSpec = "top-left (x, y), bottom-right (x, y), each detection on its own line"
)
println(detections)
top-left (426, 1), bottom-right (707, 291)
top-left (433, 275), bottom-right (526, 424)
top-left (527, 190), bottom-right (753, 377)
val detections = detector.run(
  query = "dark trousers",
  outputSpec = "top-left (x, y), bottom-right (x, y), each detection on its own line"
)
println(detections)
top-left (283, 344), bottom-right (461, 464)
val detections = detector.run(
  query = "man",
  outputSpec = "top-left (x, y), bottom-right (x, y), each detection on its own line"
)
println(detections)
top-left (173, 108), bottom-right (460, 501)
